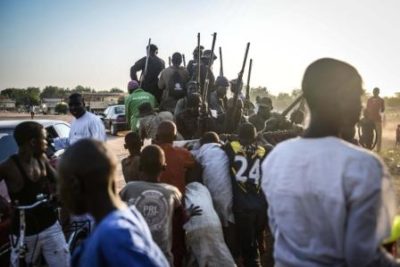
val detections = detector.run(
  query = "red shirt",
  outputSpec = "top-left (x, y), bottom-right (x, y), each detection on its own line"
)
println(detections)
top-left (366, 96), bottom-right (385, 122)
top-left (158, 143), bottom-right (196, 193)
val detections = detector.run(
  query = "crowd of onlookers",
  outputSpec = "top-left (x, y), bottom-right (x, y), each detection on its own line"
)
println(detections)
top-left (0, 48), bottom-right (398, 267)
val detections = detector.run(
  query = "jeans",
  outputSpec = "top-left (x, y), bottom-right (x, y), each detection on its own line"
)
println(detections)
top-left (10, 221), bottom-right (70, 267)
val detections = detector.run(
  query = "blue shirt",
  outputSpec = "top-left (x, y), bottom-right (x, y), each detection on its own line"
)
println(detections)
top-left (72, 206), bottom-right (169, 267)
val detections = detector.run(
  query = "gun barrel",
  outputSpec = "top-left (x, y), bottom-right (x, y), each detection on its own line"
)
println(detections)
top-left (197, 33), bottom-right (201, 85)
top-left (226, 42), bottom-right (250, 133)
top-left (182, 54), bottom-right (186, 67)
top-left (281, 94), bottom-right (304, 117)
top-left (141, 38), bottom-right (151, 86)
top-left (235, 42), bottom-right (250, 96)
top-left (246, 58), bottom-right (253, 100)
top-left (202, 32), bottom-right (217, 101)
top-left (219, 46), bottom-right (223, 77)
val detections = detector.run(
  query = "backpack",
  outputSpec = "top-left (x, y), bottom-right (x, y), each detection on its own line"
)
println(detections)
top-left (168, 70), bottom-right (186, 100)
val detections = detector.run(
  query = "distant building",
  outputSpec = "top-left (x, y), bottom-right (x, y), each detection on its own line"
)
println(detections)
top-left (80, 92), bottom-right (125, 112)
top-left (42, 98), bottom-right (64, 114)
top-left (41, 92), bottom-right (126, 114)
top-left (0, 97), bottom-right (16, 111)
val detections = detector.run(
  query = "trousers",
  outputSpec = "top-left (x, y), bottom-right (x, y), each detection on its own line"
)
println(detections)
top-left (10, 221), bottom-right (70, 267)
top-left (234, 210), bottom-right (267, 267)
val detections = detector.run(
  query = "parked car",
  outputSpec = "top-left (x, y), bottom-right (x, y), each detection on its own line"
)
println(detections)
top-left (100, 105), bottom-right (127, 135)
top-left (0, 120), bottom-right (70, 166)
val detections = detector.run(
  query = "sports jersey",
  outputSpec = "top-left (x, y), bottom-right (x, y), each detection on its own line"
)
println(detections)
top-left (120, 181), bottom-right (181, 266)
top-left (224, 141), bottom-right (271, 212)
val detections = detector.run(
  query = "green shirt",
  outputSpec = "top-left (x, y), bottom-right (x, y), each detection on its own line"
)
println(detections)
top-left (126, 88), bottom-right (157, 131)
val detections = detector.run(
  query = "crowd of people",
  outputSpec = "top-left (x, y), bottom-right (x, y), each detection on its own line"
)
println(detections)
top-left (0, 42), bottom-right (397, 267)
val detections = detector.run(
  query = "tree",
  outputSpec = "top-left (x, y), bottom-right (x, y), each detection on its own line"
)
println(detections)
top-left (110, 87), bottom-right (123, 93)
top-left (40, 86), bottom-right (67, 99)
top-left (73, 85), bottom-right (93, 93)
top-left (249, 86), bottom-right (269, 101)
top-left (1, 88), bottom-right (39, 106)
top-left (55, 102), bottom-right (68, 114)
top-left (0, 88), bottom-right (17, 99)
top-left (26, 87), bottom-right (40, 105)
top-left (291, 89), bottom-right (302, 98)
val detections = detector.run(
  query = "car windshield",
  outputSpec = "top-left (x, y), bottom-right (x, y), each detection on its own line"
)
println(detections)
top-left (114, 106), bottom-right (125, 114)
top-left (0, 129), bottom-right (17, 163)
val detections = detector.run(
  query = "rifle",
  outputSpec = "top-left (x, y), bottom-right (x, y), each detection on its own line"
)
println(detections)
top-left (197, 33), bottom-right (201, 86)
top-left (182, 54), bottom-right (186, 67)
top-left (168, 57), bottom-right (171, 67)
top-left (244, 58), bottom-right (253, 115)
top-left (202, 32), bottom-right (217, 103)
top-left (281, 94), bottom-right (304, 117)
top-left (225, 42), bottom-right (250, 133)
top-left (140, 38), bottom-right (151, 87)
top-left (219, 47), bottom-right (223, 77)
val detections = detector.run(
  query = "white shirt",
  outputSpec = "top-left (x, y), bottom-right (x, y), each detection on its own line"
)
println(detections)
top-left (262, 137), bottom-right (397, 267)
top-left (69, 111), bottom-right (106, 145)
top-left (192, 143), bottom-right (234, 226)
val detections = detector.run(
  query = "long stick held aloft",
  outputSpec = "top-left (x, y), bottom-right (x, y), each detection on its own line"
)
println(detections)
top-left (246, 58), bottom-right (253, 100)
top-left (241, 42), bottom-right (250, 80)
top-left (141, 38), bottom-right (151, 86)
top-left (219, 46), bottom-right (224, 77)
top-left (234, 42), bottom-right (250, 99)
top-left (182, 54), bottom-right (186, 67)
top-left (202, 32), bottom-right (217, 101)
top-left (226, 42), bottom-right (250, 132)
top-left (197, 33), bottom-right (201, 86)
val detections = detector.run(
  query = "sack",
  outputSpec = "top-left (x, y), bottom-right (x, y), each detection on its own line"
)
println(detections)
top-left (168, 70), bottom-right (186, 99)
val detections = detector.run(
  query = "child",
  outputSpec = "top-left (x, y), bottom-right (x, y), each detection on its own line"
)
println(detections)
top-left (58, 139), bottom-right (168, 266)
top-left (120, 145), bottom-right (183, 266)
top-left (121, 132), bottom-right (142, 183)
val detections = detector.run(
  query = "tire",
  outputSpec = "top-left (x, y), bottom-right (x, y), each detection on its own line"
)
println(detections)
top-left (110, 123), bottom-right (117, 136)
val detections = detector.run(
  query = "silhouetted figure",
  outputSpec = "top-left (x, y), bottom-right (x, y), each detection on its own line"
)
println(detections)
top-left (158, 52), bottom-right (190, 113)
top-left (131, 44), bottom-right (165, 102)
top-left (366, 87), bottom-right (385, 152)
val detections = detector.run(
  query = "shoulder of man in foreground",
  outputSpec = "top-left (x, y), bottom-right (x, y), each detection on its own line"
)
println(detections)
top-left (340, 145), bottom-right (398, 266)
top-left (96, 207), bottom-right (169, 267)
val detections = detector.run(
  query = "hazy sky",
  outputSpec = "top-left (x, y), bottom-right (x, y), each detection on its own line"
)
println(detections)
top-left (1, 0), bottom-right (399, 96)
